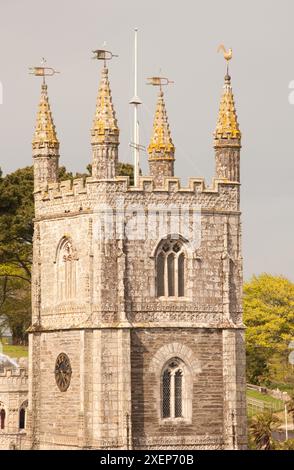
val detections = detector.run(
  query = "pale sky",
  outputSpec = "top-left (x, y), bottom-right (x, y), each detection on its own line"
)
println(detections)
top-left (0, 0), bottom-right (293, 281)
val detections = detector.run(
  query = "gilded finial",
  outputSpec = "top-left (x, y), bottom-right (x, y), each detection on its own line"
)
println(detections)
top-left (147, 76), bottom-right (175, 159)
top-left (214, 65), bottom-right (241, 142)
top-left (91, 49), bottom-right (119, 144)
top-left (30, 59), bottom-right (59, 149)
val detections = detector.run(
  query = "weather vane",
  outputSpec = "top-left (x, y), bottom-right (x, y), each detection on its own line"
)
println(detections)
top-left (92, 45), bottom-right (118, 67)
top-left (217, 45), bottom-right (233, 75)
top-left (29, 58), bottom-right (59, 84)
top-left (147, 76), bottom-right (174, 92)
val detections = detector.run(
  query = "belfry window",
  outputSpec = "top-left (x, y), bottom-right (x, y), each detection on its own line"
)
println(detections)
top-left (0, 408), bottom-right (5, 430)
top-left (162, 359), bottom-right (184, 419)
top-left (156, 238), bottom-right (185, 298)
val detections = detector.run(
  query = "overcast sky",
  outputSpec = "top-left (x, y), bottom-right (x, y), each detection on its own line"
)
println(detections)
top-left (0, 0), bottom-right (293, 281)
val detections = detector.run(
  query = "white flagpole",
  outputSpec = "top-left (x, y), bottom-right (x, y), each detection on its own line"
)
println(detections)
top-left (130, 28), bottom-right (142, 187)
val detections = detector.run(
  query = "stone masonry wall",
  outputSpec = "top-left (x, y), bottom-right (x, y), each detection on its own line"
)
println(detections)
top-left (0, 363), bottom-right (28, 450)
top-left (36, 330), bottom-right (81, 449)
top-left (131, 328), bottom-right (224, 450)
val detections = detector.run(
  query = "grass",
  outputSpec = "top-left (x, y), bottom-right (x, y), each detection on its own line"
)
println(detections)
top-left (247, 390), bottom-right (294, 429)
top-left (1, 344), bottom-right (28, 358)
top-left (247, 388), bottom-right (284, 418)
top-left (247, 389), bottom-right (284, 406)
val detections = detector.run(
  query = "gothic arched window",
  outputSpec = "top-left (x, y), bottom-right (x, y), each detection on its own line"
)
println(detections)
top-left (162, 358), bottom-right (184, 419)
top-left (156, 238), bottom-right (185, 298)
top-left (0, 408), bottom-right (5, 430)
top-left (19, 400), bottom-right (28, 430)
top-left (57, 238), bottom-right (77, 302)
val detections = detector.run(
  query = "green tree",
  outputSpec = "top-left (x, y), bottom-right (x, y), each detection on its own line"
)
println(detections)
top-left (244, 274), bottom-right (294, 384)
top-left (0, 277), bottom-right (31, 344)
top-left (276, 439), bottom-right (294, 450)
top-left (0, 166), bottom-right (34, 282)
top-left (117, 163), bottom-right (134, 185)
top-left (249, 410), bottom-right (281, 450)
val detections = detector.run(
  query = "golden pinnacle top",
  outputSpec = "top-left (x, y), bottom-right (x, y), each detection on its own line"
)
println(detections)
top-left (148, 90), bottom-right (175, 160)
top-left (91, 66), bottom-right (119, 144)
top-left (214, 74), bottom-right (241, 141)
top-left (32, 83), bottom-right (59, 149)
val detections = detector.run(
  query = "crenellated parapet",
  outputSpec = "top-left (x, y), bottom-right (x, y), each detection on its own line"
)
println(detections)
top-left (0, 368), bottom-right (27, 378)
top-left (0, 365), bottom-right (28, 390)
top-left (0, 358), bottom-right (28, 450)
top-left (0, 369), bottom-right (28, 392)
top-left (34, 175), bottom-right (240, 219)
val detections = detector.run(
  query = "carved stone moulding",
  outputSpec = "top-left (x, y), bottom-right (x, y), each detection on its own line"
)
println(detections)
top-left (132, 435), bottom-right (224, 450)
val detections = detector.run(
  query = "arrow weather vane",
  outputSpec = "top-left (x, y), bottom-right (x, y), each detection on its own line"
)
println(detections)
top-left (146, 76), bottom-right (174, 92)
top-left (29, 58), bottom-right (60, 84)
top-left (92, 46), bottom-right (118, 68)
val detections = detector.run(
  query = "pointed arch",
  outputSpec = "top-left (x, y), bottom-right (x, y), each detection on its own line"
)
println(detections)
top-left (19, 400), bottom-right (28, 430)
top-left (56, 236), bottom-right (78, 302)
top-left (0, 407), bottom-right (5, 430)
top-left (150, 343), bottom-right (201, 424)
top-left (160, 357), bottom-right (191, 421)
top-left (155, 235), bottom-right (187, 298)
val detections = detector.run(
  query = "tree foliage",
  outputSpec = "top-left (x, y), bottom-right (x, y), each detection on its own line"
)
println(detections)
top-left (249, 410), bottom-right (281, 450)
top-left (0, 166), bottom-right (34, 282)
top-left (244, 274), bottom-right (294, 384)
top-left (117, 163), bottom-right (134, 185)
top-left (0, 277), bottom-right (31, 344)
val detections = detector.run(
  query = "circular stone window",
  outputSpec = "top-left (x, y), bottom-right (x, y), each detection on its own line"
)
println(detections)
top-left (55, 353), bottom-right (72, 392)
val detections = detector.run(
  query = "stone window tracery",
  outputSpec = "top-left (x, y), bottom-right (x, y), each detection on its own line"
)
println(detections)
top-left (162, 358), bottom-right (185, 419)
top-left (156, 238), bottom-right (185, 298)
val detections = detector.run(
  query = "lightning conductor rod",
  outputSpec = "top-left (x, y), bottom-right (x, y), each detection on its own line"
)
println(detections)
top-left (130, 28), bottom-right (142, 187)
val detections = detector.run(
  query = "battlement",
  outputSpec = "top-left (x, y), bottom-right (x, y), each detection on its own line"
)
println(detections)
top-left (34, 175), bottom-right (240, 219)
top-left (0, 363), bottom-right (28, 392)
top-left (0, 367), bottom-right (27, 379)
top-left (0, 357), bottom-right (28, 380)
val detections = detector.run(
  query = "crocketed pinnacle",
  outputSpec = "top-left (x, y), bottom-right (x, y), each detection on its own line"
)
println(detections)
top-left (91, 66), bottom-right (119, 144)
top-left (148, 90), bottom-right (175, 159)
top-left (32, 83), bottom-right (59, 149)
top-left (214, 74), bottom-right (241, 141)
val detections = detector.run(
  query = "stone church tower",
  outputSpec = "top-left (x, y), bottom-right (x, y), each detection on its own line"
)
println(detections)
top-left (27, 59), bottom-right (247, 450)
